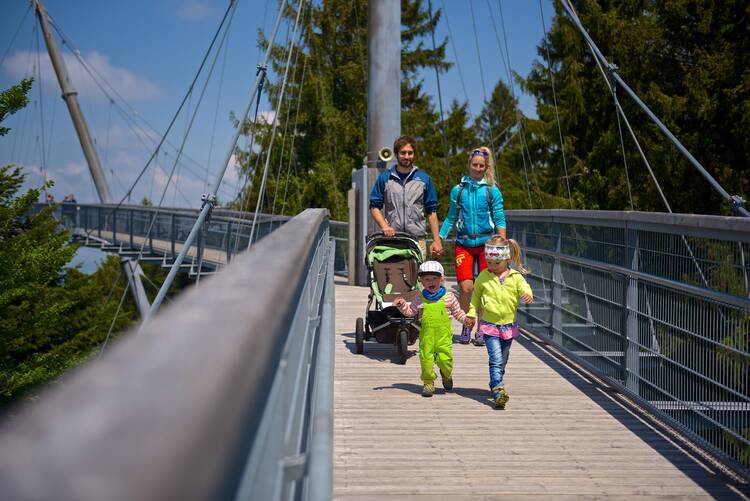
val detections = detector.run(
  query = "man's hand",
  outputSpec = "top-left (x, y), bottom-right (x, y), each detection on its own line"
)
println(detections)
top-left (520, 293), bottom-right (533, 304)
top-left (429, 237), bottom-right (443, 256)
top-left (464, 316), bottom-right (476, 328)
top-left (382, 225), bottom-right (396, 237)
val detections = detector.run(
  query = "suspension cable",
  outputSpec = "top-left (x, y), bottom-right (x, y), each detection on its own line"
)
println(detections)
top-left (49, 18), bottom-right (217, 185)
top-left (52, 0), bottom-right (237, 230)
top-left (440, 0), bottom-right (473, 121)
top-left (468, 0), bottom-right (496, 152)
top-left (428, 0), bottom-right (452, 186)
top-left (559, 0), bottom-right (748, 217)
top-left (1, 3), bottom-right (31, 67)
top-left (538, 0), bottom-right (574, 209)
top-left (248, 0), bottom-right (306, 247)
top-left (143, 0), bottom-right (289, 322)
top-left (493, 0), bottom-right (538, 205)
top-left (564, 0), bottom-right (711, 288)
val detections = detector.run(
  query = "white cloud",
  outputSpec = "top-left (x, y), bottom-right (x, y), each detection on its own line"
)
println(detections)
top-left (3, 50), bottom-right (161, 102)
top-left (256, 111), bottom-right (276, 125)
top-left (177, 1), bottom-right (213, 21)
top-left (61, 161), bottom-right (87, 176)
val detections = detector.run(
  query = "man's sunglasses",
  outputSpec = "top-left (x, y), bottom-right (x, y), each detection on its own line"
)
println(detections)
top-left (471, 149), bottom-right (489, 157)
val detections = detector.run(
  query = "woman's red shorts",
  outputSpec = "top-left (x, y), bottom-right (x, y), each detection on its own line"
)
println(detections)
top-left (454, 243), bottom-right (487, 282)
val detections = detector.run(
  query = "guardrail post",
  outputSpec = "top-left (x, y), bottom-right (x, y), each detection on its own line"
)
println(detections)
top-left (149, 212), bottom-right (155, 255)
top-left (225, 220), bottom-right (233, 263)
top-left (171, 213), bottom-right (176, 258)
top-left (550, 222), bottom-right (563, 344)
top-left (112, 208), bottom-right (117, 243)
top-left (624, 224), bottom-right (640, 394)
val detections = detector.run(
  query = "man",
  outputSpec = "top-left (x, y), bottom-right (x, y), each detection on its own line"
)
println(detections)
top-left (369, 135), bottom-right (443, 257)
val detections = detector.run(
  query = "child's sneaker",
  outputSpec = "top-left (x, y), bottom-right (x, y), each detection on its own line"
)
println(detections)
top-left (491, 385), bottom-right (510, 409)
top-left (473, 331), bottom-right (485, 346)
top-left (440, 370), bottom-right (453, 391)
top-left (458, 325), bottom-right (471, 344)
top-left (422, 381), bottom-right (435, 397)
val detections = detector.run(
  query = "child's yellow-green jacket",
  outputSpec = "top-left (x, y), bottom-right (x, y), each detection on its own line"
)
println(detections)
top-left (467, 269), bottom-right (532, 325)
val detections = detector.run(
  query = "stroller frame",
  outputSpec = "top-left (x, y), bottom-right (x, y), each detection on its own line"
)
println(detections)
top-left (355, 232), bottom-right (422, 364)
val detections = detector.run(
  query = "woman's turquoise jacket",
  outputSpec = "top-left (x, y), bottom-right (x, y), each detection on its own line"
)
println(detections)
top-left (439, 176), bottom-right (506, 248)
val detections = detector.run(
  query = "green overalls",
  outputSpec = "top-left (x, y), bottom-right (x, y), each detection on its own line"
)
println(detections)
top-left (419, 294), bottom-right (454, 383)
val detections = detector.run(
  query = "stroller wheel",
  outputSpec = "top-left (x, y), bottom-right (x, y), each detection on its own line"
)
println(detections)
top-left (397, 329), bottom-right (408, 365)
top-left (355, 317), bottom-right (364, 354)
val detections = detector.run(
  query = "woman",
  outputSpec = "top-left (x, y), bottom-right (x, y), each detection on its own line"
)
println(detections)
top-left (438, 146), bottom-right (506, 345)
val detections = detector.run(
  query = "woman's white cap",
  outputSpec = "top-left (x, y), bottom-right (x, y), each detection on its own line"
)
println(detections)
top-left (418, 260), bottom-right (444, 276)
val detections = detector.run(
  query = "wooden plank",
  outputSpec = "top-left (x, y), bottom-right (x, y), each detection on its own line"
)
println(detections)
top-left (333, 281), bottom-right (747, 500)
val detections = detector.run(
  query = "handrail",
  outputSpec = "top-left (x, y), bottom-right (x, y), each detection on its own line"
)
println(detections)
top-left (0, 208), bottom-right (335, 500)
top-left (507, 211), bottom-right (750, 478)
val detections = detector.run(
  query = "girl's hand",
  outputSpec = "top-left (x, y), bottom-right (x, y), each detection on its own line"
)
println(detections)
top-left (520, 293), bottom-right (533, 304)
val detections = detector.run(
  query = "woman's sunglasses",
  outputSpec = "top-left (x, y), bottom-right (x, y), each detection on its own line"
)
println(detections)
top-left (471, 149), bottom-right (489, 157)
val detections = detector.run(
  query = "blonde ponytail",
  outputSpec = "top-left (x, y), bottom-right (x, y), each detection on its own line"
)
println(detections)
top-left (508, 238), bottom-right (529, 274)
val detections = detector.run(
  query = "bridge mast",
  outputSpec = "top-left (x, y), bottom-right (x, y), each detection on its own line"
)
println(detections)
top-left (33, 0), bottom-right (112, 204)
top-left (349, 0), bottom-right (401, 285)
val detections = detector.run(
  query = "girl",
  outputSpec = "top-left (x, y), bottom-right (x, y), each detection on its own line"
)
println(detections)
top-left (394, 261), bottom-right (474, 397)
top-left (466, 236), bottom-right (532, 409)
top-left (438, 146), bottom-right (506, 346)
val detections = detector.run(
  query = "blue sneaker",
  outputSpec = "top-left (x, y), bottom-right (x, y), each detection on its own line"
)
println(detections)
top-left (458, 325), bottom-right (471, 344)
top-left (473, 331), bottom-right (485, 346)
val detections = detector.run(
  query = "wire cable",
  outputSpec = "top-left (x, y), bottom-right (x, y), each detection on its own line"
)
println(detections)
top-left (538, 0), bottom-right (574, 208)
top-left (248, 0), bottom-right (307, 247)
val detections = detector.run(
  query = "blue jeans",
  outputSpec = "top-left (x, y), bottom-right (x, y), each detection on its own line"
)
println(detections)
top-left (485, 336), bottom-right (513, 389)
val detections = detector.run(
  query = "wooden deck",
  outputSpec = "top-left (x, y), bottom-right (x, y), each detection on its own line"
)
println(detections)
top-left (333, 281), bottom-right (748, 500)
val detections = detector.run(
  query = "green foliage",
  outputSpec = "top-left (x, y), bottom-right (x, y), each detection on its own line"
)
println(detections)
top-left (0, 78), bottom-right (32, 137)
top-left (0, 80), bottom-right (194, 404)
top-left (521, 0), bottom-right (750, 214)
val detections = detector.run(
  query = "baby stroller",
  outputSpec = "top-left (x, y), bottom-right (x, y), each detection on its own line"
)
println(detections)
top-left (355, 232), bottom-right (422, 364)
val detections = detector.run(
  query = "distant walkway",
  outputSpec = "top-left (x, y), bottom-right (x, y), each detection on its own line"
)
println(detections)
top-left (333, 281), bottom-right (747, 499)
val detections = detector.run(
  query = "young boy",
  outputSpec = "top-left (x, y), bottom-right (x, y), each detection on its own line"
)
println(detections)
top-left (394, 261), bottom-right (474, 397)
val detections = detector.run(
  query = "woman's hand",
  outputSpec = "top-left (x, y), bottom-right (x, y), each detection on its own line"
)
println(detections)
top-left (393, 297), bottom-right (406, 309)
top-left (520, 293), bottom-right (533, 304)
top-left (464, 316), bottom-right (476, 328)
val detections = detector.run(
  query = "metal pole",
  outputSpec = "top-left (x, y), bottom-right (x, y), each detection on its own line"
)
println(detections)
top-left (143, 3), bottom-right (286, 323)
top-left (33, 0), bottom-right (112, 203)
top-left (367, 0), bottom-right (400, 165)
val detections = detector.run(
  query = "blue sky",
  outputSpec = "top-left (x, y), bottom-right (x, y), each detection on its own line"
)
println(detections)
top-left (0, 0), bottom-right (554, 207)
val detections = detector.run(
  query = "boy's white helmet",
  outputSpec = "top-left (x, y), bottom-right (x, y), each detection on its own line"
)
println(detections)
top-left (418, 260), bottom-right (444, 277)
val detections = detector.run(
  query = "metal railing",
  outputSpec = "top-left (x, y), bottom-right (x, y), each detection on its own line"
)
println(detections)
top-left (39, 203), bottom-right (349, 275)
top-left (507, 209), bottom-right (750, 476)
top-left (0, 208), bottom-right (335, 500)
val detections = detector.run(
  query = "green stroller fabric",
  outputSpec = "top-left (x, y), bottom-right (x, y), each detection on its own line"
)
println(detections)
top-left (367, 245), bottom-right (421, 304)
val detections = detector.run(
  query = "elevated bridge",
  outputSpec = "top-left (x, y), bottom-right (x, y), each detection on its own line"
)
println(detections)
top-left (0, 206), bottom-right (748, 499)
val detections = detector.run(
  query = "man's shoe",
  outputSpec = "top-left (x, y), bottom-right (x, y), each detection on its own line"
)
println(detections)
top-left (440, 370), bottom-right (453, 391)
top-left (422, 382), bottom-right (435, 397)
top-left (458, 325), bottom-right (471, 344)
top-left (491, 385), bottom-right (509, 409)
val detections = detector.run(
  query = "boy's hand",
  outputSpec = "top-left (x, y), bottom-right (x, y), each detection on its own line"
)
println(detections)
top-left (521, 293), bottom-right (533, 304)
top-left (464, 316), bottom-right (475, 328)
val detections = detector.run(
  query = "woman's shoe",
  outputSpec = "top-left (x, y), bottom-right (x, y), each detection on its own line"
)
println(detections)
top-left (473, 331), bottom-right (485, 346)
